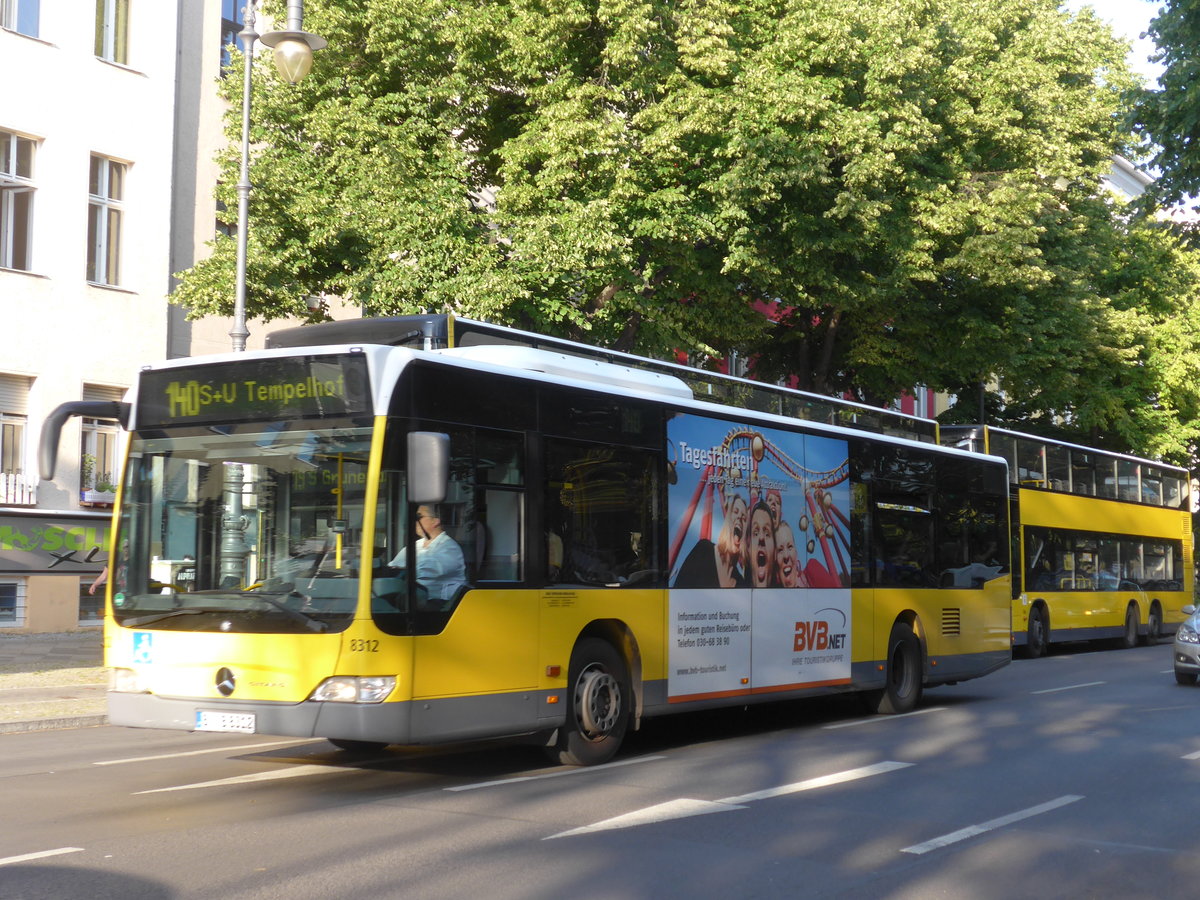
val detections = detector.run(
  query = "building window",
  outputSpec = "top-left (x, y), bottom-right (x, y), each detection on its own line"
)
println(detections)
top-left (79, 579), bottom-right (103, 624)
top-left (0, 579), bottom-right (26, 626)
top-left (87, 155), bottom-right (125, 286)
top-left (0, 374), bottom-right (31, 505)
top-left (215, 195), bottom-right (235, 237)
top-left (0, 129), bottom-right (35, 271)
top-left (1, 0), bottom-right (39, 37)
top-left (220, 0), bottom-right (245, 73)
top-left (81, 415), bottom-right (119, 493)
top-left (94, 0), bottom-right (129, 64)
top-left (0, 411), bottom-right (24, 478)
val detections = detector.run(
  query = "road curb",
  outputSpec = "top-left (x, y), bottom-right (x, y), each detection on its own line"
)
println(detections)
top-left (0, 714), bottom-right (109, 734)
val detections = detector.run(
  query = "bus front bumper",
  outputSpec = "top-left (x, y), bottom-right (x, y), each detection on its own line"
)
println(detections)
top-left (107, 688), bottom-right (558, 745)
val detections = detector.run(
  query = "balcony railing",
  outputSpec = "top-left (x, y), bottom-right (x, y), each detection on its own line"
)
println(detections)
top-left (0, 472), bottom-right (38, 506)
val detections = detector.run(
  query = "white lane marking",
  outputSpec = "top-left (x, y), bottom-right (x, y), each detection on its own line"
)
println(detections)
top-left (446, 755), bottom-right (666, 792)
top-left (823, 707), bottom-right (947, 730)
top-left (548, 798), bottom-right (746, 838)
top-left (901, 795), bottom-right (1083, 855)
top-left (720, 760), bottom-right (913, 804)
top-left (0, 847), bottom-right (85, 867)
top-left (546, 760), bottom-right (912, 839)
top-left (96, 740), bottom-right (300, 766)
top-left (1182, 750), bottom-right (1200, 760)
top-left (134, 764), bottom-right (341, 794)
top-left (1031, 681), bottom-right (1106, 695)
top-left (137, 752), bottom-right (664, 797)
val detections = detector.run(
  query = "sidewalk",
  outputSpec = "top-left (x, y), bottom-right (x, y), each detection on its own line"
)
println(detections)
top-left (0, 631), bottom-right (107, 734)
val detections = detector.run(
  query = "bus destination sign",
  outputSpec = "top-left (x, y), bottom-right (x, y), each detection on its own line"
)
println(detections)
top-left (137, 354), bottom-right (372, 427)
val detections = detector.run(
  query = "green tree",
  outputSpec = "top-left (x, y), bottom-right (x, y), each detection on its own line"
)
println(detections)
top-left (1135, 0), bottom-right (1200, 210)
top-left (175, 0), bottom-right (1200, 461)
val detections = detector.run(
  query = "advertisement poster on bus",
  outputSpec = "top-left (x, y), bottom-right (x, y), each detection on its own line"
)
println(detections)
top-left (666, 413), bottom-right (852, 701)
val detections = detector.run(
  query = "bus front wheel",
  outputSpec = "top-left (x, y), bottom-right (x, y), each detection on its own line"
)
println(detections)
top-left (551, 638), bottom-right (630, 767)
top-left (870, 622), bottom-right (923, 715)
top-left (1026, 605), bottom-right (1049, 659)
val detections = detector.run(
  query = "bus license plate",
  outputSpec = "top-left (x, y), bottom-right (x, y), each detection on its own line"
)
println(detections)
top-left (195, 710), bottom-right (256, 734)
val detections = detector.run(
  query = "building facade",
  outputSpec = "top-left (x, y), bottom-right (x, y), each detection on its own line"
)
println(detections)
top-left (0, 1), bottom-right (353, 632)
top-left (1, 1), bottom-right (181, 631)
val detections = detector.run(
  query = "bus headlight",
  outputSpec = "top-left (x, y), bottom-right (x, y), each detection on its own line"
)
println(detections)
top-left (110, 668), bottom-right (150, 693)
top-left (310, 676), bottom-right (396, 703)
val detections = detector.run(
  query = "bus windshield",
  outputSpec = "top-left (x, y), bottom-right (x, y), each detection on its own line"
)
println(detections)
top-left (110, 420), bottom-right (374, 633)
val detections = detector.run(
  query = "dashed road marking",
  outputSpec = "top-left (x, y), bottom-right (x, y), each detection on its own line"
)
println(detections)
top-left (901, 795), bottom-right (1083, 855)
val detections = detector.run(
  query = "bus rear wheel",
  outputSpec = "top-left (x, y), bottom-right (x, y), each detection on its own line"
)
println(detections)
top-left (550, 638), bottom-right (630, 767)
top-left (1144, 604), bottom-right (1163, 646)
top-left (1026, 605), bottom-right (1049, 659)
top-left (870, 622), bottom-right (923, 715)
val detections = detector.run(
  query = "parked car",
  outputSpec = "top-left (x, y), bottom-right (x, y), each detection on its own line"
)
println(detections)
top-left (1173, 604), bottom-right (1200, 685)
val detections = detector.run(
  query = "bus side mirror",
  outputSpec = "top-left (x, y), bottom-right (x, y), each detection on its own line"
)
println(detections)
top-left (408, 432), bottom-right (448, 504)
top-left (39, 400), bottom-right (130, 480)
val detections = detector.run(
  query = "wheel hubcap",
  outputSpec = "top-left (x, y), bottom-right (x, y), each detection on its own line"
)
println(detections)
top-left (575, 663), bottom-right (621, 740)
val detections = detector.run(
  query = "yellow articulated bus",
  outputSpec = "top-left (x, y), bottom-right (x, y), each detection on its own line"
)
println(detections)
top-left (41, 316), bottom-right (1011, 765)
top-left (942, 425), bottom-right (1193, 657)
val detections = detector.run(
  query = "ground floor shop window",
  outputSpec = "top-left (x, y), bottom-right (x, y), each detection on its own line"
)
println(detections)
top-left (78, 579), bottom-right (103, 624)
top-left (0, 578), bottom-right (25, 626)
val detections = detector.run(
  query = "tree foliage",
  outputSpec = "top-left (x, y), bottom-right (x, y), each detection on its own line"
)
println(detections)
top-left (1135, 0), bottom-right (1200, 211)
top-left (173, 0), bottom-right (1200, 463)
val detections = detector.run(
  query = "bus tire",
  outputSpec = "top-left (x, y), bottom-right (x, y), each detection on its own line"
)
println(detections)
top-left (551, 638), bottom-right (630, 767)
top-left (1026, 605), bottom-right (1049, 659)
top-left (1144, 603), bottom-right (1163, 646)
top-left (328, 738), bottom-right (389, 753)
top-left (872, 622), bottom-right (923, 715)
top-left (1120, 604), bottom-right (1139, 650)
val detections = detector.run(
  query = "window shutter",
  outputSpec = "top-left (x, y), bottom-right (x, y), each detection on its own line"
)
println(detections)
top-left (0, 374), bottom-right (31, 415)
top-left (82, 384), bottom-right (125, 405)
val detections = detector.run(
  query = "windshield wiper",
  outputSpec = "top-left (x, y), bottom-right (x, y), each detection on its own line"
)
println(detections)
top-left (253, 592), bottom-right (330, 633)
top-left (123, 607), bottom-right (228, 627)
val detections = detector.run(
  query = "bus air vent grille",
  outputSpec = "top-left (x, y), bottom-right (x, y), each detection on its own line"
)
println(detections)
top-left (941, 608), bottom-right (962, 636)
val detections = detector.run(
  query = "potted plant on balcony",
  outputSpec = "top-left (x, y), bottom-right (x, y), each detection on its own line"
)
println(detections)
top-left (81, 453), bottom-right (117, 505)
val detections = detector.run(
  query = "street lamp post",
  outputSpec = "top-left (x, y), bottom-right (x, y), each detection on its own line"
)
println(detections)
top-left (223, 1), bottom-right (326, 587)
top-left (229, 0), bottom-right (326, 353)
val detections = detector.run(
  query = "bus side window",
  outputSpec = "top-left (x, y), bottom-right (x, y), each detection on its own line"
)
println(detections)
top-left (545, 440), bottom-right (658, 587)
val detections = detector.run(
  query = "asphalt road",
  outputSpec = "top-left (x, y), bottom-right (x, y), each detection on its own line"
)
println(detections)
top-left (1, 641), bottom-right (1197, 899)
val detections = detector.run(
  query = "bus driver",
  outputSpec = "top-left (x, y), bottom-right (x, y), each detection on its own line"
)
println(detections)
top-left (389, 504), bottom-right (467, 606)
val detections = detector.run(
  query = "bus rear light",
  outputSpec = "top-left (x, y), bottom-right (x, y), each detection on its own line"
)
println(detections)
top-left (110, 667), bottom-right (150, 694)
top-left (310, 676), bottom-right (396, 703)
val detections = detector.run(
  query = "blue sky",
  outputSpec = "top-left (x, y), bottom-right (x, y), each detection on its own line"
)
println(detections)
top-left (1065, 0), bottom-right (1163, 81)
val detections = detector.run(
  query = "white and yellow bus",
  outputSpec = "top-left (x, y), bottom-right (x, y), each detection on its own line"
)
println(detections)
top-left (42, 316), bottom-right (1012, 765)
top-left (943, 425), bottom-right (1193, 656)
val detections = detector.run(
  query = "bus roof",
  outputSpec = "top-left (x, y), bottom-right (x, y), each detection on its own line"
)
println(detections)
top-left (941, 424), bottom-right (1189, 475)
top-left (264, 314), bottom-right (939, 443)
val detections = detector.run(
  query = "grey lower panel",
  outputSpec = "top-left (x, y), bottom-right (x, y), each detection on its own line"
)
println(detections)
top-left (108, 690), bottom-right (565, 746)
top-left (1048, 625), bottom-right (1121, 644)
top-left (923, 650), bottom-right (1010, 686)
top-left (639, 653), bottom-right (1009, 717)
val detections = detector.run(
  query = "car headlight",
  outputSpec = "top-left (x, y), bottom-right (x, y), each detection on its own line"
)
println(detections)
top-left (309, 676), bottom-right (396, 703)
top-left (1178, 625), bottom-right (1200, 645)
